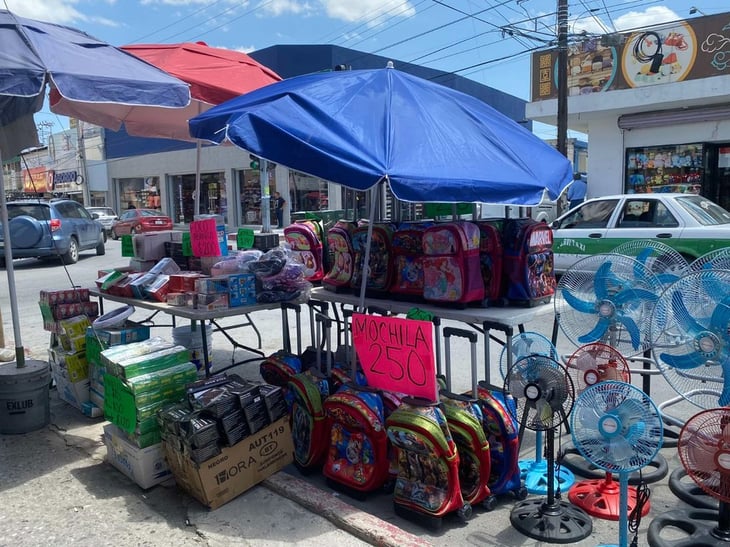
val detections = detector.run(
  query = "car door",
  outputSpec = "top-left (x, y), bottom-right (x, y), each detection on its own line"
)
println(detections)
top-left (65, 201), bottom-right (94, 248)
top-left (604, 196), bottom-right (684, 253)
top-left (552, 198), bottom-right (620, 273)
top-left (117, 210), bottom-right (136, 235)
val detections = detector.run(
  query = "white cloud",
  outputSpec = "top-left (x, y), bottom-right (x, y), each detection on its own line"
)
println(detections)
top-left (612, 6), bottom-right (682, 32)
top-left (262, 0), bottom-right (316, 17)
top-left (4, 0), bottom-right (87, 25)
top-left (320, 0), bottom-right (416, 23)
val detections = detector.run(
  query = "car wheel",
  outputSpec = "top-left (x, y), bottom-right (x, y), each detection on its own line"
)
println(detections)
top-left (110, 229), bottom-right (118, 240)
top-left (62, 237), bottom-right (79, 264)
top-left (96, 235), bottom-right (106, 256)
top-left (133, 225), bottom-right (143, 234)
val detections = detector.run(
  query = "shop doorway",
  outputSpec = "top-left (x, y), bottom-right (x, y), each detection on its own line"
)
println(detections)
top-left (705, 143), bottom-right (730, 211)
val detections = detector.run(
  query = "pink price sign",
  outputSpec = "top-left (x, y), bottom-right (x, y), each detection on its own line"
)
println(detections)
top-left (351, 313), bottom-right (437, 400)
top-left (190, 218), bottom-right (221, 257)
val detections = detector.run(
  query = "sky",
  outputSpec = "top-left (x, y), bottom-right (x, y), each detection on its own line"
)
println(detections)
top-left (6, 0), bottom-right (728, 140)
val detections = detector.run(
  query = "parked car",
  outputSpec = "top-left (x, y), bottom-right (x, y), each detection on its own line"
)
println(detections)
top-left (551, 193), bottom-right (730, 274)
top-left (86, 206), bottom-right (118, 235)
top-left (110, 208), bottom-right (174, 239)
top-left (0, 198), bottom-right (105, 266)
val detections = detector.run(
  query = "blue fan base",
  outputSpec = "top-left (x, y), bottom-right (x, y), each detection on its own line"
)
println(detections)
top-left (519, 459), bottom-right (576, 495)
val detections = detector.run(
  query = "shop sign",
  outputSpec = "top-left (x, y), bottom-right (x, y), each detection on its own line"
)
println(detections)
top-left (22, 167), bottom-right (49, 193)
top-left (531, 12), bottom-right (730, 101)
top-left (48, 170), bottom-right (80, 192)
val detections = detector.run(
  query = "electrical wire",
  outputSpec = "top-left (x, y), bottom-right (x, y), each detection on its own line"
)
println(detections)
top-left (628, 473), bottom-right (651, 547)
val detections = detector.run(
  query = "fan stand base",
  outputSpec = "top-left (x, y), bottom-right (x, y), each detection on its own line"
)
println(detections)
top-left (648, 508), bottom-right (730, 546)
top-left (561, 445), bottom-right (669, 484)
top-left (667, 467), bottom-right (719, 511)
top-left (568, 477), bottom-right (650, 521)
top-left (510, 498), bottom-right (593, 544)
top-left (519, 458), bottom-right (576, 496)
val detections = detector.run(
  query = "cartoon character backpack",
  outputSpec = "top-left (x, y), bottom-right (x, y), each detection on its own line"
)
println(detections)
top-left (474, 221), bottom-right (505, 304)
top-left (287, 367), bottom-right (332, 471)
top-left (350, 222), bottom-right (395, 296)
top-left (322, 220), bottom-right (357, 293)
top-left (322, 384), bottom-right (390, 498)
top-left (439, 390), bottom-right (495, 510)
top-left (501, 218), bottom-right (555, 306)
top-left (474, 383), bottom-right (526, 501)
top-left (390, 221), bottom-right (432, 301)
top-left (386, 397), bottom-right (472, 529)
top-left (284, 219), bottom-right (325, 283)
top-left (422, 221), bottom-right (484, 305)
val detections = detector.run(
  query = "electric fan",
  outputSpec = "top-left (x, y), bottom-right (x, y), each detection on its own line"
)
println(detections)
top-left (649, 408), bottom-right (730, 546)
top-left (572, 381), bottom-right (663, 547)
top-left (689, 247), bottom-right (730, 272)
top-left (555, 254), bottom-right (662, 357)
top-left (650, 269), bottom-right (730, 412)
top-left (611, 239), bottom-right (689, 287)
top-left (505, 355), bottom-right (593, 543)
top-left (563, 343), bottom-right (653, 522)
top-left (498, 332), bottom-right (575, 496)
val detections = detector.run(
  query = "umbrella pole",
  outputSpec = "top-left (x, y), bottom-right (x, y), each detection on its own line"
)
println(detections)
top-left (261, 159), bottom-right (272, 233)
top-left (357, 182), bottom-right (382, 312)
top-left (0, 150), bottom-right (25, 367)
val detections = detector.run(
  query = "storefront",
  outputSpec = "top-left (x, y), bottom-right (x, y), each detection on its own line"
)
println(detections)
top-left (238, 167), bottom-right (275, 225)
top-left (170, 172), bottom-right (228, 224)
top-left (118, 176), bottom-right (162, 211)
top-left (526, 11), bottom-right (730, 205)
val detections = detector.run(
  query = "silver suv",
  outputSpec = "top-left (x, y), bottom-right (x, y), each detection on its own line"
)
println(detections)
top-left (86, 206), bottom-right (118, 234)
top-left (0, 199), bottom-right (105, 266)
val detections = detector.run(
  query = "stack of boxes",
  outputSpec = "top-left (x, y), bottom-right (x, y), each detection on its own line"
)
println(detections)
top-left (159, 373), bottom-right (292, 509)
top-left (194, 273), bottom-right (256, 312)
top-left (39, 288), bottom-right (98, 334)
top-left (101, 337), bottom-right (198, 489)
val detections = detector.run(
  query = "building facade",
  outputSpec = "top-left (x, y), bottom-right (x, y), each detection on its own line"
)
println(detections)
top-left (526, 11), bottom-right (730, 207)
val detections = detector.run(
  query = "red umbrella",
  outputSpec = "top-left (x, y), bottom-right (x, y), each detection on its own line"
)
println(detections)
top-left (116, 42), bottom-right (282, 141)
top-left (62, 42), bottom-right (283, 217)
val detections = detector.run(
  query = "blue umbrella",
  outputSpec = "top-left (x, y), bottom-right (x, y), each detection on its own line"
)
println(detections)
top-left (0, 9), bottom-right (191, 367)
top-left (188, 64), bottom-right (572, 206)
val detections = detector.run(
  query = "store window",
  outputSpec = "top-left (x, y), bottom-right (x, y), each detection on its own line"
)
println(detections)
top-left (625, 144), bottom-right (703, 195)
top-left (119, 177), bottom-right (161, 210)
top-left (170, 172), bottom-right (227, 224)
top-left (290, 171), bottom-right (327, 213)
top-left (238, 167), bottom-right (276, 224)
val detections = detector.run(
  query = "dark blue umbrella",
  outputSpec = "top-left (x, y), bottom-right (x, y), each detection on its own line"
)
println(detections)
top-left (189, 65), bottom-right (572, 205)
top-left (0, 9), bottom-right (190, 368)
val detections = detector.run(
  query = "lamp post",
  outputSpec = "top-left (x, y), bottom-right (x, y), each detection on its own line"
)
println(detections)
top-left (689, 6), bottom-right (706, 15)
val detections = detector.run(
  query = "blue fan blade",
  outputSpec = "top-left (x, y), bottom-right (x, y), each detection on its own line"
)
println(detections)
top-left (562, 288), bottom-right (596, 314)
top-left (594, 262), bottom-right (613, 300)
top-left (578, 316), bottom-right (611, 344)
top-left (617, 314), bottom-right (642, 349)
top-left (635, 247), bottom-right (652, 273)
top-left (671, 291), bottom-right (704, 335)
top-left (709, 296), bottom-right (730, 335)
top-left (614, 288), bottom-right (658, 306)
top-left (658, 351), bottom-right (703, 370)
top-left (656, 272), bottom-right (679, 285)
top-left (718, 359), bottom-right (730, 406)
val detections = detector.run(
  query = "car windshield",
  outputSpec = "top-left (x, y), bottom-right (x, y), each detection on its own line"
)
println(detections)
top-left (675, 195), bottom-right (730, 226)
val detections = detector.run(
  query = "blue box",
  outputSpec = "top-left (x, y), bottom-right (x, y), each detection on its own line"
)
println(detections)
top-left (228, 273), bottom-right (256, 307)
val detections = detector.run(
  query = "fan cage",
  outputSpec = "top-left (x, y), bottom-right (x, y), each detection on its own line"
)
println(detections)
top-left (505, 355), bottom-right (574, 432)
top-left (571, 381), bottom-right (663, 473)
top-left (498, 331), bottom-right (558, 380)
top-left (611, 239), bottom-right (689, 282)
top-left (565, 342), bottom-right (630, 395)
top-left (555, 253), bottom-right (662, 357)
top-left (650, 269), bottom-right (730, 411)
top-left (678, 408), bottom-right (730, 505)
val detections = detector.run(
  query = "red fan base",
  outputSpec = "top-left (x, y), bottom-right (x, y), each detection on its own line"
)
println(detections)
top-left (568, 473), bottom-right (650, 521)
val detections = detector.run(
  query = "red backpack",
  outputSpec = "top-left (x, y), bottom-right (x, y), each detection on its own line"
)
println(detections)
top-left (501, 218), bottom-right (555, 306)
top-left (284, 220), bottom-right (325, 282)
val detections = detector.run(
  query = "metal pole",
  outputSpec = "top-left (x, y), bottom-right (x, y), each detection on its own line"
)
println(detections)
top-left (260, 159), bottom-right (272, 233)
top-left (0, 150), bottom-right (25, 367)
top-left (556, 0), bottom-right (569, 159)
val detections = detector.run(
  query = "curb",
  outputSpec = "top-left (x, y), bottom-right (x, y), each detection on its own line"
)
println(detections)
top-left (264, 472), bottom-right (433, 547)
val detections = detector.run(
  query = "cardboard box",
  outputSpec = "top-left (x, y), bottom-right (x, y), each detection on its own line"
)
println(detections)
top-left (133, 232), bottom-right (174, 261)
top-left (51, 363), bottom-right (90, 410)
top-left (163, 416), bottom-right (292, 509)
top-left (104, 423), bottom-right (172, 489)
top-left (228, 273), bottom-right (256, 307)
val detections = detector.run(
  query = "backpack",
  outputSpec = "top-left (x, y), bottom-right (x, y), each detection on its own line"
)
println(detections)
top-left (284, 219), bottom-right (325, 282)
top-left (502, 218), bottom-right (556, 306)
top-left (422, 221), bottom-right (484, 305)
top-left (474, 221), bottom-right (505, 304)
top-left (390, 221), bottom-right (432, 301)
top-left (322, 384), bottom-right (390, 498)
top-left (350, 222), bottom-right (396, 296)
top-left (322, 220), bottom-right (357, 292)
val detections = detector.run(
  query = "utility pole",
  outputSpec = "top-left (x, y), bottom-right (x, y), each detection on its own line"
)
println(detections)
top-left (76, 120), bottom-right (91, 206)
top-left (556, 0), bottom-right (569, 159)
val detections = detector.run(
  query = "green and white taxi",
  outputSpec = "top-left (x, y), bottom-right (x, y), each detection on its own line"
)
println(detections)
top-left (551, 193), bottom-right (730, 274)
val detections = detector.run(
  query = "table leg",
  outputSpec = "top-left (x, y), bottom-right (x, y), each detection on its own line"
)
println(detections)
top-left (199, 319), bottom-right (211, 377)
